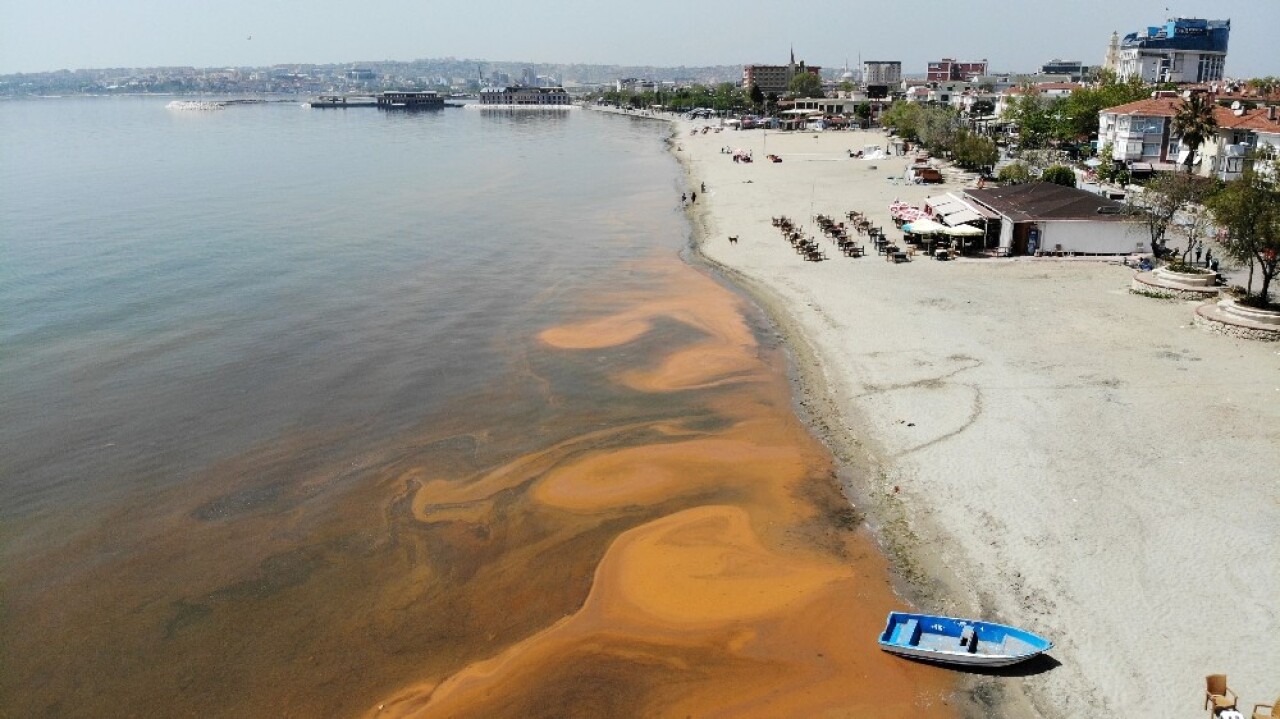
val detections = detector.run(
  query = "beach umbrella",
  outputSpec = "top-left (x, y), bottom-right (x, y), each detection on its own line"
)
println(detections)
top-left (902, 219), bottom-right (947, 234)
top-left (942, 224), bottom-right (984, 237)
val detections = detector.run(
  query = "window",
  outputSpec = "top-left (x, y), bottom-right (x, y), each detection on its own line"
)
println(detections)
top-left (1143, 142), bottom-right (1162, 157)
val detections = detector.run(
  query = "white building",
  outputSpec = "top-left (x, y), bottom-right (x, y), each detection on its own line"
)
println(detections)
top-left (1116, 17), bottom-right (1230, 84)
top-left (862, 61), bottom-right (901, 87)
top-left (965, 184), bottom-right (1144, 255)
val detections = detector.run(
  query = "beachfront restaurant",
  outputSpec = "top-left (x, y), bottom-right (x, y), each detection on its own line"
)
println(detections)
top-left (922, 192), bottom-right (999, 253)
top-left (962, 183), bottom-right (1146, 256)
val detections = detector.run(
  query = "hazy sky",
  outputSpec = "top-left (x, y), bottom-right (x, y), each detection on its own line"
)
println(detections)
top-left (2, 0), bottom-right (1277, 77)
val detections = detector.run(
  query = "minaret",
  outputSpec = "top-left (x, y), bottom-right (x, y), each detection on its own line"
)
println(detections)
top-left (1104, 31), bottom-right (1120, 72)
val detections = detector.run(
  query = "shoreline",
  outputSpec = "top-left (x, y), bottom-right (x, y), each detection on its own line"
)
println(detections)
top-left (663, 114), bottom-right (1020, 717)
top-left (590, 105), bottom-right (1279, 717)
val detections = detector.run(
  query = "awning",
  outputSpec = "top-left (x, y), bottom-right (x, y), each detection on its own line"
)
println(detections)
top-left (924, 193), bottom-right (965, 215)
top-left (942, 208), bottom-right (984, 226)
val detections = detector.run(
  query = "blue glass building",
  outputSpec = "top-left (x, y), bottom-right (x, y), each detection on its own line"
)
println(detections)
top-left (1117, 18), bottom-right (1230, 84)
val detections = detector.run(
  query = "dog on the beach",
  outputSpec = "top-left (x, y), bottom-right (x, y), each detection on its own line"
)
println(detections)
top-left (728, 235), bottom-right (738, 245)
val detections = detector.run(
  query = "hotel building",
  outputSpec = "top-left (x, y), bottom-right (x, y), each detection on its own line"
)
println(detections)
top-left (1115, 17), bottom-right (1230, 84)
top-left (743, 52), bottom-right (821, 96)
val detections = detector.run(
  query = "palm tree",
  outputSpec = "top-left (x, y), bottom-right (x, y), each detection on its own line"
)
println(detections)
top-left (1171, 93), bottom-right (1218, 174)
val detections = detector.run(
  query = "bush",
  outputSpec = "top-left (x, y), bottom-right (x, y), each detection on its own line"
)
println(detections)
top-left (1041, 164), bottom-right (1077, 187)
top-left (997, 162), bottom-right (1031, 184)
top-left (1165, 260), bottom-right (1212, 275)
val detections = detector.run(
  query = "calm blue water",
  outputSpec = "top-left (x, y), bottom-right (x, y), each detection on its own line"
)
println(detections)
top-left (0, 98), bottom-right (685, 522)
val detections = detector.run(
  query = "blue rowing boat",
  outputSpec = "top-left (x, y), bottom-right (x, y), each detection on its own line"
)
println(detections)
top-left (878, 611), bottom-right (1053, 667)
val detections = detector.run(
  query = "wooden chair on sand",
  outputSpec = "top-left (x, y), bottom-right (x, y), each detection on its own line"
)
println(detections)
top-left (1253, 698), bottom-right (1279, 719)
top-left (1206, 674), bottom-right (1238, 716)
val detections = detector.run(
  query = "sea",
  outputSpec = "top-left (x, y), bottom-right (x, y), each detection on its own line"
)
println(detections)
top-left (0, 97), bottom-right (953, 718)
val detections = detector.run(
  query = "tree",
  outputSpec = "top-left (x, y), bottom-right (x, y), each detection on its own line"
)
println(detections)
top-left (969, 99), bottom-right (995, 116)
top-left (1040, 165), bottom-right (1076, 187)
top-left (1055, 74), bottom-right (1149, 144)
top-left (749, 83), bottom-right (764, 110)
top-left (1171, 93), bottom-right (1218, 174)
top-left (788, 71), bottom-right (824, 99)
top-left (917, 106), bottom-right (959, 154)
top-left (881, 101), bottom-right (922, 141)
top-left (1127, 172), bottom-right (1209, 256)
top-left (997, 162), bottom-right (1032, 184)
top-left (952, 129), bottom-right (998, 172)
top-left (855, 101), bottom-right (875, 127)
top-left (1003, 88), bottom-right (1058, 148)
top-left (1208, 165), bottom-right (1280, 306)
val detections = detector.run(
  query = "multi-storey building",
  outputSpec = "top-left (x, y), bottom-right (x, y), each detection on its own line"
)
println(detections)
top-left (743, 52), bottom-right (821, 96)
top-left (862, 61), bottom-right (901, 87)
top-left (1097, 92), bottom-right (1280, 179)
top-left (1040, 59), bottom-right (1087, 82)
top-left (1116, 17), bottom-right (1230, 84)
top-left (926, 58), bottom-right (988, 83)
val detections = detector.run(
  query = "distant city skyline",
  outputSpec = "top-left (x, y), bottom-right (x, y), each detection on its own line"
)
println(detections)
top-left (2, 0), bottom-right (1278, 79)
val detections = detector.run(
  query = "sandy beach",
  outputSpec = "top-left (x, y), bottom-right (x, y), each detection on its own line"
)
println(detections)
top-left (652, 110), bottom-right (1280, 716)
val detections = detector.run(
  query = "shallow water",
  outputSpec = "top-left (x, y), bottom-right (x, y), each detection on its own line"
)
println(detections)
top-left (0, 98), bottom-right (954, 717)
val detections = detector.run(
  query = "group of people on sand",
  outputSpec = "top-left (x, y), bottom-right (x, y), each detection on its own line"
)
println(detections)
top-left (680, 183), bottom-right (706, 206)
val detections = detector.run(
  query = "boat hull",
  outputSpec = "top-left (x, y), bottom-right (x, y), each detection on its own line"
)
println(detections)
top-left (878, 611), bottom-right (1052, 668)
top-left (879, 643), bottom-right (1041, 667)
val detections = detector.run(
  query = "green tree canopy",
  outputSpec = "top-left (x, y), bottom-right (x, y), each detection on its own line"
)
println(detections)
top-left (951, 129), bottom-right (999, 172)
top-left (997, 162), bottom-right (1032, 184)
top-left (881, 101), bottom-right (922, 141)
top-left (1208, 165), bottom-right (1280, 304)
top-left (787, 72), bottom-right (824, 98)
top-left (1054, 75), bottom-right (1149, 143)
top-left (1040, 165), bottom-right (1077, 187)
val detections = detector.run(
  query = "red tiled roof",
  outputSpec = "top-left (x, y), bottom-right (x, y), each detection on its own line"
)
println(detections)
top-left (1215, 107), bottom-right (1280, 132)
top-left (1101, 97), bottom-right (1280, 133)
top-left (1101, 97), bottom-right (1181, 117)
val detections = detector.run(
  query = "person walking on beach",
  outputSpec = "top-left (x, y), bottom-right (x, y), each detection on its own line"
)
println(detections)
top-left (680, 192), bottom-right (686, 204)
top-left (690, 190), bottom-right (697, 203)
top-left (700, 182), bottom-right (706, 193)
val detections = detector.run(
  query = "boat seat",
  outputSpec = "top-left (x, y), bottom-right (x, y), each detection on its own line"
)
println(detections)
top-left (895, 619), bottom-right (920, 646)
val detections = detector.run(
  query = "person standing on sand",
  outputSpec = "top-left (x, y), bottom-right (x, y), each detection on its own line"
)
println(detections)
top-left (691, 191), bottom-right (697, 203)
top-left (1205, 247), bottom-right (1213, 268)
top-left (680, 192), bottom-right (686, 204)
top-left (701, 182), bottom-right (706, 193)
top-left (1195, 243), bottom-right (1203, 263)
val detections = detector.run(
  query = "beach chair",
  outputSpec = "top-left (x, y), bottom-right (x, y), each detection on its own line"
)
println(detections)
top-left (1206, 674), bottom-right (1238, 716)
top-left (1253, 699), bottom-right (1278, 719)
